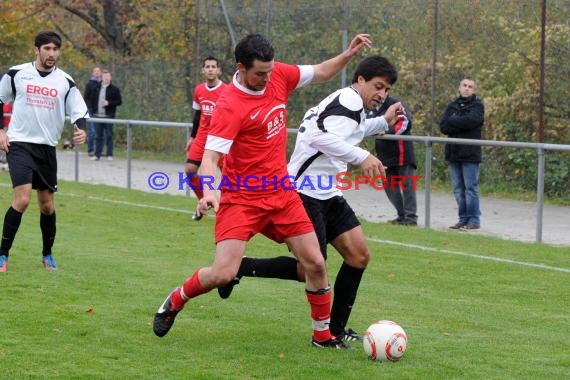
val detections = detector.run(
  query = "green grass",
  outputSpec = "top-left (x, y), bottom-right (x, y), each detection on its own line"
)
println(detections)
top-left (0, 174), bottom-right (568, 379)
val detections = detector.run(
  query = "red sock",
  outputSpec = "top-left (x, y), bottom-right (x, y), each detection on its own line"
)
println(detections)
top-left (170, 269), bottom-right (210, 310)
top-left (189, 174), bottom-right (204, 199)
top-left (183, 269), bottom-right (209, 298)
top-left (306, 288), bottom-right (332, 342)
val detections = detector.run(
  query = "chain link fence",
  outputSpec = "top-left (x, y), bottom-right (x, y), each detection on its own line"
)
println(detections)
top-left (63, 0), bottom-right (569, 197)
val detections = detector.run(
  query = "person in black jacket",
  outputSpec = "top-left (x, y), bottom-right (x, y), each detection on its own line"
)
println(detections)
top-left (90, 69), bottom-right (122, 161)
top-left (439, 76), bottom-right (484, 230)
top-left (84, 66), bottom-right (101, 156)
top-left (368, 97), bottom-right (418, 225)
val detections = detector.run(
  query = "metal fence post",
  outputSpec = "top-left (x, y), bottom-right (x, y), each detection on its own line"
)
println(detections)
top-left (74, 144), bottom-right (79, 182)
top-left (127, 121), bottom-right (132, 190)
top-left (424, 139), bottom-right (433, 228)
top-left (535, 146), bottom-right (545, 243)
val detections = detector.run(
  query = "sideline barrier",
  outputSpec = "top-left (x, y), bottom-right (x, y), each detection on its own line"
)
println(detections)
top-left (68, 117), bottom-right (570, 243)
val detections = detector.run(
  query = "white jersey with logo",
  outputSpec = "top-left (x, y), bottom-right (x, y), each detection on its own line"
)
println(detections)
top-left (288, 86), bottom-right (389, 200)
top-left (0, 62), bottom-right (89, 146)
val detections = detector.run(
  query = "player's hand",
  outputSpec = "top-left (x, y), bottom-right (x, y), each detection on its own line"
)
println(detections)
top-left (347, 34), bottom-right (372, 56)
top-left (198, 194), bottom-right (218, 216)
top-left (384, 102), bottom-right (405, 126)
top-left (186, 137), bottom-right (194, 151)
top-left (0, 129), bottom-right (10, 152)
top-left (73, 125), bottom-right (87, 145)
top-left (361, 154), bottom-right (386, 184)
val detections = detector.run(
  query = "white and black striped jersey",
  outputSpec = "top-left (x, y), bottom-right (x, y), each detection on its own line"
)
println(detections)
top-left (0, 62), bottom-right (89, 146)
top-left (288, 86), bottom-right (388, 200)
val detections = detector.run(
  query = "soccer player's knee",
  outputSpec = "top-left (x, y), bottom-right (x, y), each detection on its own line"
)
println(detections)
top-left (211, 269), bottom-right (238, 286)
top-left (14, 195), bottom-right (32, 212)
top-left (303, 256), bottom-right (327, 277)
top-left (357, 251), bottom-right (370, 268)
top-left (346, 248), bottom-right (370, 269)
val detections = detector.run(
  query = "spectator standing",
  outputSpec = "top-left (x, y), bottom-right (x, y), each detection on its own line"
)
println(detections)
top-left (185, 56), bottom-right (227, 220)
top-left (439, 76), bottom-right (484, 230)
top-left (368, 96), bottom-right (418, 225)
top-left (84, 66), bottom-right (101, 156)
top-left (91, 70), bottom-right (122, 161)
top-left (0, 31), bottom-right (89, 272)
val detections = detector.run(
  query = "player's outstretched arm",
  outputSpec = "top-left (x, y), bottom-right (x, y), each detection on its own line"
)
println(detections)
top-left (311, 33), bottom-right (372, 84)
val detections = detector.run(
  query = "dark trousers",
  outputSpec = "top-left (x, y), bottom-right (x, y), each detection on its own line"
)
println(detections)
top-left (384, 164), bottom-right (418, 222)
top-left (95, 122), bottom-right (114, 158)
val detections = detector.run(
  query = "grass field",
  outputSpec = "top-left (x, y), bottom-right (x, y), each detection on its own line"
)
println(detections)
top-left (0, 174), bottom-right (568, 379)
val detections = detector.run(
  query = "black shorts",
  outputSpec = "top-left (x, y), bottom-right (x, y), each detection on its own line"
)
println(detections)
top-left (7, 142), bottom-right (58, 192)
top-left (299, 193), bottom-right (360, 259)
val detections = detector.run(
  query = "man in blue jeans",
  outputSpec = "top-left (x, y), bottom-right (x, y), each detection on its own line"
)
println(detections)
top-left (439, 76), bottom-right (484, 230)
top-left (90, 70), bottom-right (122, 161)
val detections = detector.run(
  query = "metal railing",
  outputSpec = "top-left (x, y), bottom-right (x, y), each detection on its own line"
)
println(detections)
top-left (69, 117), bottom-right (570, 243)
top-left (373, 134), bottom-right (570, 243)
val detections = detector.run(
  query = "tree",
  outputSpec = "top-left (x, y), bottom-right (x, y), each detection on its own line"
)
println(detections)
top-left (49, 0), bottom-right (147, 60)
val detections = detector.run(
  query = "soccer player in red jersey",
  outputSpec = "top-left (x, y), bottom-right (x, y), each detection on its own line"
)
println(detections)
top-left (153, 33), bottom-right (372, 348)
top-left (184, 56), bottom-right (228, 220)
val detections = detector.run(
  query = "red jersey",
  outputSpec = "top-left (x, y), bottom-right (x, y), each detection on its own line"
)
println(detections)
top-left (192, 81), bottom-right (228, 133)
top-left (187, 81), bottom-right (227, 163)
top-left (207, 62), bottom-right (312, 204)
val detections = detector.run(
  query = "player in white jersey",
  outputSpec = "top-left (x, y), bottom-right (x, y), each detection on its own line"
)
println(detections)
top-left (0, 31), bottom-right (89, 272)
top-left (217, 56), bottom-right (405, 343)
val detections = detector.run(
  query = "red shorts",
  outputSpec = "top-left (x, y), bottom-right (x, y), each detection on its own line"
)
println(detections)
top-left (214, 189), bottom-right (314, 243)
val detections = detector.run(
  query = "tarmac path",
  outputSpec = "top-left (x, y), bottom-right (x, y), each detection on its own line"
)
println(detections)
top-left (56, 151), bottom-right (570, 247)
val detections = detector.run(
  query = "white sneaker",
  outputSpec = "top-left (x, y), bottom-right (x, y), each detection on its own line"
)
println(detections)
top-left (90, 156), bottom-right (100, 161)
top-left (107, 156), bottom-right (114, 161)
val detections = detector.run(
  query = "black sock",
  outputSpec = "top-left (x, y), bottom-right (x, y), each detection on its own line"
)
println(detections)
top-left (40, 212), bottom-right (56, 256)
top-left (0, 207), bottom-right (23, 257)
top-left (238, 256), bottom-right (300, 281)
top-left (330, 262), bottom-right (365, 337)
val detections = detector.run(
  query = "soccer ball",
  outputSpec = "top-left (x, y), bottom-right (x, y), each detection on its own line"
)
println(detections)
top-left (363, 320), bottom-right (407, 362)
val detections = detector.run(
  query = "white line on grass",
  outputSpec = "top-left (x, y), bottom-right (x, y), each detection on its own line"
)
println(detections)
top-left (92, 194), bottom-right (570, 274)
top-left (19, 188), bottom-right (570, 274)
top-left (70, 193), bottom-right (195, 214)
top-left (367, 237), bottom-right (570, 273)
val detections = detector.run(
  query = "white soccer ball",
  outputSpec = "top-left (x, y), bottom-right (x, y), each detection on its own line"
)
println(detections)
top-left (362, 320), bottom-right (407, 361)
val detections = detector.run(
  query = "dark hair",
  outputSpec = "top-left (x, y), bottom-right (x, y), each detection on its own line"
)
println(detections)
top-left (202, 56), bottom-right (220, 67)
top-left (34, 31), bottom-right (62, 48)
top-left (352, 55), bottom-right (398, 85)
top-left (234, 34), bottom-right (274, 69)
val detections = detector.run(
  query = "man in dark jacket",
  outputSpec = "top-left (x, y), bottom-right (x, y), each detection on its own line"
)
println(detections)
top-left (439, 76), bottom-right (484, 230)
top-left (368, 97), bottom-right (418, 225)
top-left (90, 69), bottom-right (122, 161)
top-left (84, 67), bottom-right (101, 156)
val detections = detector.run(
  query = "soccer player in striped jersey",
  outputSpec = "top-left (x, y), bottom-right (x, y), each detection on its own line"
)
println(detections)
top-left (153, 33), bottom-right (372, 349)
top-left (0, 31), bottom-right (89, 272)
